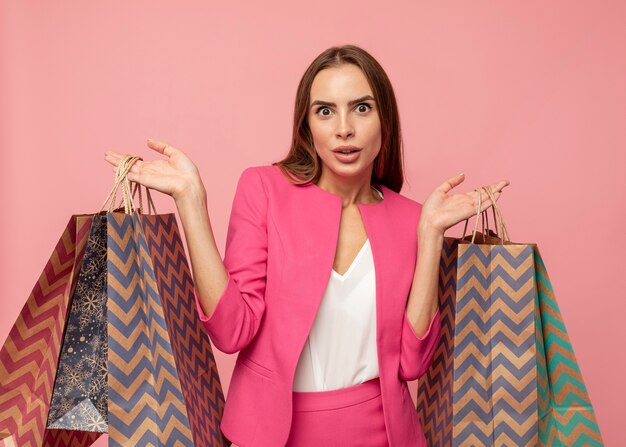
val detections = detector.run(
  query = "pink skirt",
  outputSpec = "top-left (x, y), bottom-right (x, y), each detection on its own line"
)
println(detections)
top-left (285, 377), bottom-right (389, 446)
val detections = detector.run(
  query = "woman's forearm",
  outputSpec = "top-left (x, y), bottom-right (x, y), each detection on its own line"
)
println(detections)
top-left (405, 223), bottom-right (444, 337)
top-left (174, 182), bottom-right (229, 319)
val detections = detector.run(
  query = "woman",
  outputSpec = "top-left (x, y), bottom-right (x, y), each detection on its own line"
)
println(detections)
top-left (105, 44), bottom-right (509, 446)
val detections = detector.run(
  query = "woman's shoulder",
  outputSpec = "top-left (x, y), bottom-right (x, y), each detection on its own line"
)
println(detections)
top-left (239, 164), bottom-right (421, 212)
top-left (387, 189), bottom-right (422, 218)
top-left (392, 190), bottom-right (422, 210)
top-left (375, 182), bottom-right (422, 211)
top-left (239, 164), bottom-right (281, 181)
top-left (232, 165), bottom-right (288, 202)
top-left (240, 164), bottom-right (309, 190)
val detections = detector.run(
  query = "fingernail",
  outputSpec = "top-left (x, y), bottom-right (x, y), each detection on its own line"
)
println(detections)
top-left (459, 173), bottom-right (464, 177)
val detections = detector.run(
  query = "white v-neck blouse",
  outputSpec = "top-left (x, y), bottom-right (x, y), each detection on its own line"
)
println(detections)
top-left (292, 187), bottom-right (384, 392)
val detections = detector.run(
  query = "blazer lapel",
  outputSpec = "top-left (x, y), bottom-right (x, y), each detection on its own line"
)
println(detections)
top-left (357, 190), bottom-right (411, 354)
top-left (273, 177), bottom-right (411, 371)
top-left (273, 182), bottom-right (343, 352)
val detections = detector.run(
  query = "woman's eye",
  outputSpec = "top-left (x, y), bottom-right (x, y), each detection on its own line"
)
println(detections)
top-left (356, 103), bottom-right (372, 113)
top-left (316, 107), bottom-right (332, 116)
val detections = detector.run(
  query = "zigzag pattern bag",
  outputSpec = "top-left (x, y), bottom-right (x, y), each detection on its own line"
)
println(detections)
top-left (415, 186), bottom-right (604, 446)
top-left (0, 156), bottom-right (229, 446)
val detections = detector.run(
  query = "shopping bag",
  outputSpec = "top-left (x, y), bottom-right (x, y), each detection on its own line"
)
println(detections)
top-left (415, 186), bottom-right (604, 447)
top-left (47, 214), bottom-right (109, 432)
top-left (0, 213), bottom-right (103, 446)
top-left (104, 157), bottom-right (229, 445)
top-left (136, 202), bottom-right (229, 447)
top-left (1, 156), bottom-right (229, 446)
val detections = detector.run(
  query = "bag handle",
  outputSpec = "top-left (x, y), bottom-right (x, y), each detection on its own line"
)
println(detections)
top-left (485, 185), bottom-right (511, 243)
top-left (130, 180), bottom-right (157, 215)
top-left (481, 203), bottom-right (498, 239)
top-left (461, 186), bottom-right (483, 243)
top-left (473, 193), bottom-right (499, 241)
top-left (99, 155), bottom-right (157, 215)
top-left (461, 185), bottom-right (511, 244)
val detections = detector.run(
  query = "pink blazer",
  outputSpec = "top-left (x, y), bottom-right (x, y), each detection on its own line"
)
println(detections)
top-left (195, 164), bottom-right (441, 446)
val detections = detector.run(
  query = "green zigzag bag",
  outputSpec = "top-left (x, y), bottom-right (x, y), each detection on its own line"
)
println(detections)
top-left (415, 186), bottom-right (604, 447)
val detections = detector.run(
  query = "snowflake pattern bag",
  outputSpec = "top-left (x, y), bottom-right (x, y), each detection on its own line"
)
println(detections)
top-left (47, 216), bottom-right (109, 431)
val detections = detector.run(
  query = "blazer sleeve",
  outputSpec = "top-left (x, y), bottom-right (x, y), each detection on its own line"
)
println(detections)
top-left (397, 200), bottom-right (443, 381)
top-left (398, 307), bottom-right (442, 381)
top-left (194, 167), bottom-right (269, 354)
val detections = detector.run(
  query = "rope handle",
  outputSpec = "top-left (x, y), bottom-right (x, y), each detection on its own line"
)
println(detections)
top-left (99, 155), bottom-right (157, 215)
top-left (461, 185), bottom-right (510, 245)
top-left (483, 185), bottom-right (511, 243)
top-left (109, 181), bottom-right (156, 215)
top-left (131, 181), bottom-right (157, 215)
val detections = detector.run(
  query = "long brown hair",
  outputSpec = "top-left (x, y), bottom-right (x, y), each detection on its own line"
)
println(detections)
top-left (273, 44), bottom-right (405, 193)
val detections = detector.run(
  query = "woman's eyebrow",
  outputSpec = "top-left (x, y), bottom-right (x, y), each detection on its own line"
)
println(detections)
top-left (310, 95), bottom-right (375, 108)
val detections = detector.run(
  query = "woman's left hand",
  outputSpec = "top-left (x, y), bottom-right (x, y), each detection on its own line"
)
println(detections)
top-left (419, 173), bottom-right (510, 235)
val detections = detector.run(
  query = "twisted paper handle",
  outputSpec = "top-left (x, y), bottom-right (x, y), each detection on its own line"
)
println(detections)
top-left (461, 185), bottom-right (510, 245)
top-left (99, 155), bottom-right (156, 215)
top-left (483, 185), bottom-right (510, 243)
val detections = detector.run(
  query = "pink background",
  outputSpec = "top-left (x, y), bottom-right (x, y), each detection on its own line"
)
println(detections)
top-left (2, 1), bottom-right (624, 445)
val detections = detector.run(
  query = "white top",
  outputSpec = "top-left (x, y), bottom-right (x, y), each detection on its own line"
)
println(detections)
top-left (292, 187), bottom-right (383, 392)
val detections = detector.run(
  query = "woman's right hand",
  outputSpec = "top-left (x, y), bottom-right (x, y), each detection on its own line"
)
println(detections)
top-left (104, 139), bottom-right (203, 202)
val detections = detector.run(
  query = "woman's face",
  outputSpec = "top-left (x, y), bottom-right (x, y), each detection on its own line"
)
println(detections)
top-left (307, 63), bottom-right (382, 181)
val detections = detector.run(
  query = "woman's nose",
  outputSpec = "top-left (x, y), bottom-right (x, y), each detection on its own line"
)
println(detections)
top-left (335, 113), bottom-right (354, 139)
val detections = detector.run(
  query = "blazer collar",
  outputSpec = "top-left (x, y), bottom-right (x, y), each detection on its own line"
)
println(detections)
top-left (290, 178), bottom-right (398, 352)
top-left (302, 180), bottom-right (390, 211)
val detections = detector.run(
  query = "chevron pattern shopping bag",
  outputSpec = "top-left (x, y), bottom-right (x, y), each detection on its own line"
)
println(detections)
top-left (105, 157), bottom-right (228, 446)
top-left (0, 214), bottom-right (103, 446)
top-left (415, 186), bottom-right (603, 447)
top-left (138, 210), bottom-right (226, 445)
top-left (1, 156), bottom-right (229, 446)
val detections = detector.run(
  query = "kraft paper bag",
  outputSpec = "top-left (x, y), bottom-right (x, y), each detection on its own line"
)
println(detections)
top-left (415, 186), bottom-right (603, 447)
top-left (1, 155), bottom-right (230, 446)
top-left (0, 213), bottom-right (102, 446)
